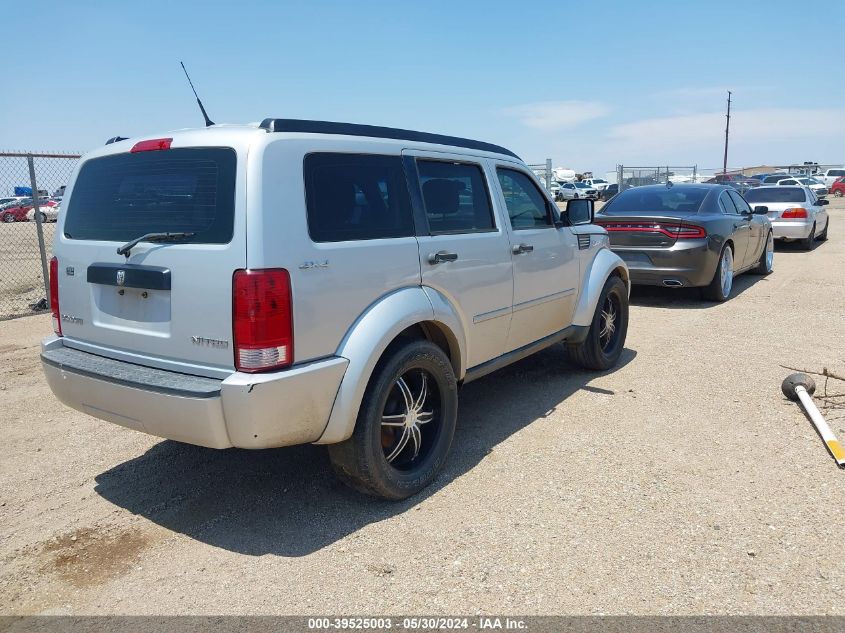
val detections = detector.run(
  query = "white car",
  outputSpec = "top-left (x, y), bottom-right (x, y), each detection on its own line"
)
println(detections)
top-left (810, 168), bottom-right (845, 187)
top-left (583, 178), bottom-right (611, 191)
top-left (557, 182), bottom-right (598, 200)
top-left (745, 185), bottom-right (829, 249)
top-left (775, 177), bottom-right (828, 197)
top-left (26, 204), bottom-right (60, 223)
top-left (549, 182), bottom-right (561, 198)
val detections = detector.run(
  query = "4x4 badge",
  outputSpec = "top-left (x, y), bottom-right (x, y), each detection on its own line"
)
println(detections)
top-left (116, 270), bottom-right (125, 286)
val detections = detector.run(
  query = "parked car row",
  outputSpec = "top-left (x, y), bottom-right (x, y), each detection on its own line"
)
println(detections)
top-left (0, 197), bottom-right (61, 223)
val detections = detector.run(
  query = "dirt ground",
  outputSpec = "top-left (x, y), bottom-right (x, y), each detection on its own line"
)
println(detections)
top-left (0, 220), bottom-right (56, 320)
top-left (1, 199), bottom-right (844, 616)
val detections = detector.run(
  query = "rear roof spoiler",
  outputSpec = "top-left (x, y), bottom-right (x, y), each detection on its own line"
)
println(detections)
top-left (258, 118), bottom-right (520, 160)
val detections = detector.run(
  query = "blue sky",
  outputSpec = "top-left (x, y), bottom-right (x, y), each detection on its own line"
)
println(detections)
top-left (3, 0), bottom-right (844, 175)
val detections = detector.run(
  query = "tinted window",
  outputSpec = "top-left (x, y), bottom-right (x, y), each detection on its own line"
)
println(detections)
top-left (719, 192), bottom-right (737, 214)
top-left (727, 189), bottom-right (751, 214)
top-left (601, 187), bottom-right (708, 216)
top-left (417, 160), bottom-right (494, 234)
top-left (497, 168), bottom-right (553, 229)
top-left (829, 169), bottom-right (845, 177)
top-left (780, 179), bottom-right (798, 185)
top-left (745, 188), bottom-right (806, 203)
top-left (304, 153), bottom-right (414, 242)
top-left (64, 148), bottom-right (236, 243)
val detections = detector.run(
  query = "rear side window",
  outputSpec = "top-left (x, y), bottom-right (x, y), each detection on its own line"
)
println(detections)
top-left (304, 153), bottom-right (413, 242)
top-left (727, 189), bottom-right (751, 214)
top-left (417, 160), bottom-right (495, 234)
top-left (64, 148), bottom-right (236, 243)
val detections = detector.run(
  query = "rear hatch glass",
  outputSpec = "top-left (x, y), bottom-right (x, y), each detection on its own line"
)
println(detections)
top-left (64, 148), bottom-right (236, 243)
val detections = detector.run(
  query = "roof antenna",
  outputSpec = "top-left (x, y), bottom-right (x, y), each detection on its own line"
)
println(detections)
top-left (180, 61), bottom-right (214, 127)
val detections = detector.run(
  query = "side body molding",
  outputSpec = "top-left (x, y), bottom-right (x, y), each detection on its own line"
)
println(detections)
top-left (571, 248), bottom-right (630, 327)
top-left (315, 286), bottom-right (467, 445)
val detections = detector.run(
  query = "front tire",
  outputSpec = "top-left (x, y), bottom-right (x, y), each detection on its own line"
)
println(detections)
top-left (2, 213), bottom-right (15, 223)
top-left (567, 275), bottom-right (628, 371)
top-left (328, 339), bottom-right (458, 500)
top-left (702, 244), bottom-right (734, 301)
top-left (752, 231), bottom-right (774, 275)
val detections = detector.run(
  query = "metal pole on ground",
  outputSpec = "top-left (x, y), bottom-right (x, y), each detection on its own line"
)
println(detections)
top-left (27, 154), bottom-right (51, 306)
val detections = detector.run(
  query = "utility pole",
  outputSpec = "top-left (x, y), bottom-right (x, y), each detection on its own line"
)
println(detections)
top-left (722, 90), bottom-right (732, 176)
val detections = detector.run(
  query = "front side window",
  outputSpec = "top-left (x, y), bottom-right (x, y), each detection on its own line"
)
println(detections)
top-left (304, 153), bottom-right (414, 242)
top-left (727, 189), bottom-right (752, 214)
top-left (719, 191), bottom-right (738, 214)
top-left (417, 160), bottom-right (495, 234)
top-left (496, 168), bottom-right (553, 230)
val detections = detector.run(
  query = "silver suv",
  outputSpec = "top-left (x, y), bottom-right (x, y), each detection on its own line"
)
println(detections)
top-left (41, 119), bottom-right (630, 499)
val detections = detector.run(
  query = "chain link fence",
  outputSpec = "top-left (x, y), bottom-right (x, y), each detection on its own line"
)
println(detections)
top-left (0, 152), bottom-right (80, 320)
top-left (526, 159), bottom-right (553, 193)
top-left (615, 165), bottom-right (702, 191)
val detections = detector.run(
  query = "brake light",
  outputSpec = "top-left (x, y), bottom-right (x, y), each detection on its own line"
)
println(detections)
top-left (596, 221), bottom-right (706, 239)
top-left (130, 138), bottom-right (172, 153)
top-left (233, 269), bottom-right (293, 373)
top-left (781, 207), bottom-right (808, 219)
top-left (49, 256), bottom-right (61, 336)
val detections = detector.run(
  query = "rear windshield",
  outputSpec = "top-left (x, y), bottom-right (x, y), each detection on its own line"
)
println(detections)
top-left (64, 148), bottom-right (237, 243)
top-left (601, 187), bottom-right (708, 215)
top-left (744, 187), bottom-right (806, 203)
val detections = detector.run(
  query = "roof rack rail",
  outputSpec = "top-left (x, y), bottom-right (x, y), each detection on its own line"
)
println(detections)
top-left (258, 118), bottom-right (519, 159)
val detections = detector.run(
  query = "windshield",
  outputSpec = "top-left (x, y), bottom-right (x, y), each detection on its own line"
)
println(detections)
top-left (799, 178), bottom-right (819, 185)
top-left (592, 179), bottom-right (607, 184)
top-left (745, 187), bottom-right (806, 203)
top-left (574, 182), bottom-right (590, 188)
top-left (64, 148), bottom-right (237, 242)
top-left (601, 187), bottom-right (709, 215)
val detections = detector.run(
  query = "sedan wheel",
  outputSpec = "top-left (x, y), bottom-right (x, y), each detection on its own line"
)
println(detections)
top-left (753, 231), bottom-right (774, 274)
top-left (834, 190), bottom-right (843, 198)
top-left (2, 213), bottom-right (15, 223)
top-left (703, 245), bottom-right (733, 301)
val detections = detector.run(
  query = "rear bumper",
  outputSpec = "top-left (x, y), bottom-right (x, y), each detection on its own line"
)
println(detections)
top-left (771, 220), bottom-right (813, 240)
top-left (41, 337), bottom-right (348, 449)
top-left (612, 239), bottom-right (718, 287)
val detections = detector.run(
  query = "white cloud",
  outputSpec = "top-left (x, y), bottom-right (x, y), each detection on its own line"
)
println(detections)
top-left (606, 108), bottom-right (845, 163)
top-left (502, 101), bottom-right (611, 130)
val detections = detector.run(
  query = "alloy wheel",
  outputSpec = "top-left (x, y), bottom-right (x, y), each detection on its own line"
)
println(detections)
top-left (380, 369), bottom-right (441, 470)
top-left (721, 247), bottom-right (734, 297)
top-left (599, 293), bottom-right (622, 353)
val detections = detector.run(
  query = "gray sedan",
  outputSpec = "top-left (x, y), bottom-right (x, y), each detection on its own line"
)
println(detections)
top-left (594, 184), bottom-right (773, 301)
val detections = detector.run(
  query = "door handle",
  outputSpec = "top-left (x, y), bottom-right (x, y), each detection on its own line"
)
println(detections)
top-left (428, 250), bottom-right (458, 264)
top-left (512, 243), bottom-right (534, 254)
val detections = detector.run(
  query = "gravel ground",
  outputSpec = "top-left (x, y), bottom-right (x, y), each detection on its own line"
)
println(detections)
top-left (1, 200), bottom-right (844, 616)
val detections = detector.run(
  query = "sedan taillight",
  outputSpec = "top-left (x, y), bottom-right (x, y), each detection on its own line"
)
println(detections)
top-left (596, 221), bottom-right (706, 239)
top-left (781, 207), bottom-right (808, 219)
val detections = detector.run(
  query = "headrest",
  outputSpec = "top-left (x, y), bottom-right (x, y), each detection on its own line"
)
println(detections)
top-left (422, 179), bottom-right (463, 215)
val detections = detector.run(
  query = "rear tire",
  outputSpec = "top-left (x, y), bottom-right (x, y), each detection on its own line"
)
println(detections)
top-left (834, 190), bottom-right (843, 198)
top-left (799, 224), bottom-right (815, 250)
top-left (817, 218), bottom-right (829, 242)
top-left (567, 275), bottom-right (628, 371)
top-left (702, 244), bottom-right (734, 302)
top-left (2, 213), bottom-right (14, 223)
top-left (752, 231), bottom-right (774, 275)
top-left (328, 339), bottom-right (458, 500)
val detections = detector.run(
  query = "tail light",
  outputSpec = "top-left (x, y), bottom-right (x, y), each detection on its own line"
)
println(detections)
top-left (781, 207), bottom-right (808, 219)
top-left (49, 256), bottom-right (61, 336)
top-left (232, 269), bottom-right (292, 373)
top-left (596, 221), bottom-right (706, 239)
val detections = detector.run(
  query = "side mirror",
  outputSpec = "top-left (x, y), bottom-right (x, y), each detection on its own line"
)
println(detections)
top-left (818, 199), bottom-right (829, 206)
top-left (753, 205), bottom-right (769, 214)
top-left (566, 198), bottom-right (593, 225)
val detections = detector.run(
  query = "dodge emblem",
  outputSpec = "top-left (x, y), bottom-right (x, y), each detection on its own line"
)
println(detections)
top-left (116, 270), bottom-right (126, 286)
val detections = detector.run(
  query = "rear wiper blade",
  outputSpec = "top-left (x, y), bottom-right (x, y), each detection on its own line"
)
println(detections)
top-left (117, 232), bottom-right (196, 257)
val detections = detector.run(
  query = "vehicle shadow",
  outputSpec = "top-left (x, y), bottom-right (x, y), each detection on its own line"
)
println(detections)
top-left (629, 273), bottom-right (765, 309)
top-left (94, 345), bottom-right (636, 557)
